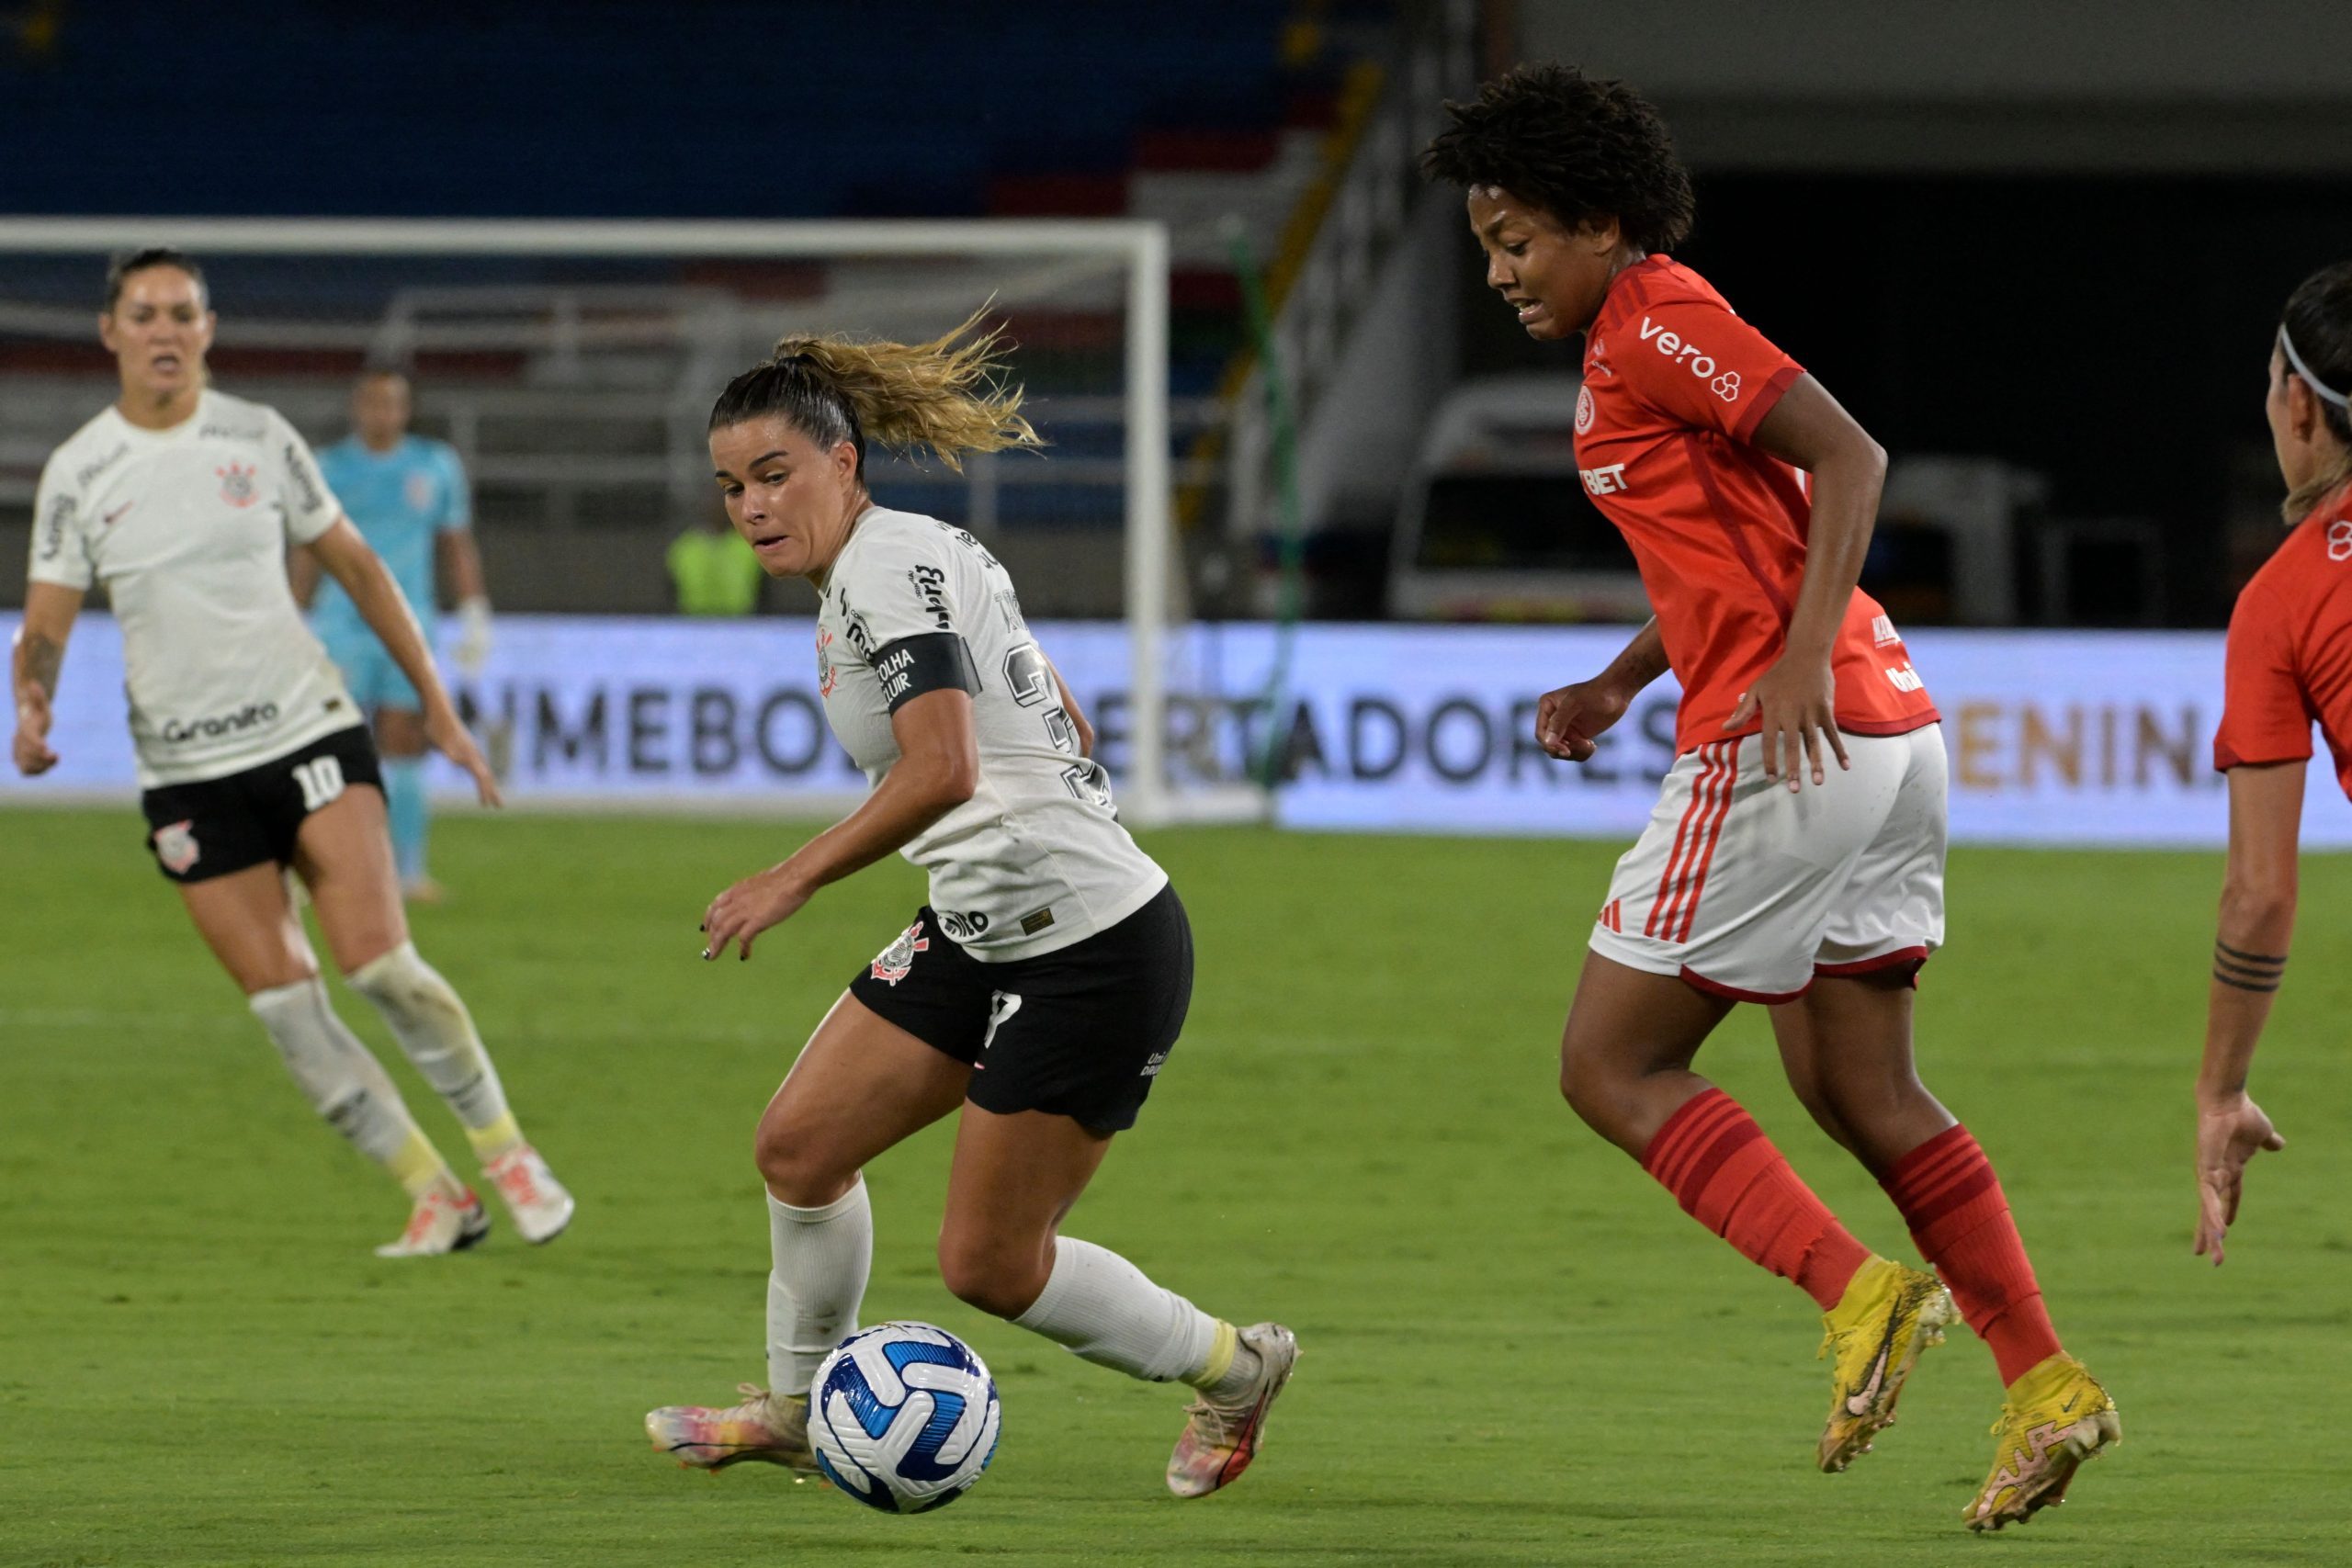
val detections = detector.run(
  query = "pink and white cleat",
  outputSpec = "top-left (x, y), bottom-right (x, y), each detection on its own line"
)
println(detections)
top-left (1166, 1323), bottom-right (1298, 1498)
top-left (375, 1187), bottom-right (490, 1258)
top-left (483, 1144), bottom-right (574, 1245)
top-left (646, 1385), bottom-right (820, 1473)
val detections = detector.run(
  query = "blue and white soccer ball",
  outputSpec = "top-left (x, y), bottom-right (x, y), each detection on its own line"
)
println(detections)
top-left (810, 1322), bottom-right (1001, 1514)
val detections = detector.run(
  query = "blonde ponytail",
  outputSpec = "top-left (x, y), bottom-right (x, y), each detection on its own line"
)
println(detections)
top-left (773, 309), bottom-right (1042, 472)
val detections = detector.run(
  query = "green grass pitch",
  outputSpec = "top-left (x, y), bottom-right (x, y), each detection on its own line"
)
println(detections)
top-left (2, 808), bottom-right (2347, 1566)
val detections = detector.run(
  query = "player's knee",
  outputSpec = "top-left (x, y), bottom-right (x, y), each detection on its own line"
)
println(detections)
top-left (1558, 1043), bottom-right (1623, 1134)
top-left (752, 1119), bottom-right (855, 1207)
top-left (346, 941), bottom-right (454, 1019)
top-left (936, 1229), bottom-right (1048, 1320)
top-left (1816, 1066), bottom-right (1927, 1130)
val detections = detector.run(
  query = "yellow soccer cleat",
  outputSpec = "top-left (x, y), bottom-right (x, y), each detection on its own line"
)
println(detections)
top-left (1816, 1256), bottom-right (1957, 1472)
top-left (1965, 1353), bottom-right (2120, 1531)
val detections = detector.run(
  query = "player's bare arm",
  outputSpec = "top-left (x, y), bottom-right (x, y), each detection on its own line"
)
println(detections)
top-left (701, 685), bottom-right (980, 962)
top-left (308, 516), bottom-right (501, 806)
top-left (1728, 376), bottom-right (1888, 789)
top-left (10, 582), bottom-right (82, 775)
top-left (1537, 617), bottom-right (1668, 762)
top-left (2194, 761), bottom-right (2301, 1265)
top-left (1049, 660), bottom-right (1094, 757)
top-left (286, 543), bottom-right (322, 607)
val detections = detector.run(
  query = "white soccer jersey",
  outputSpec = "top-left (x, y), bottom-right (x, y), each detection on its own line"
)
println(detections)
top-left (816, 507), bottom-right (1167, 961)
top-left (28, 389), bottom-right (360, 787)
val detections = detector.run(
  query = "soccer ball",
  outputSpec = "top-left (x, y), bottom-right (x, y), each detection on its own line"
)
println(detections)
top-left (809, 1322), bottom-right (1001, 1513)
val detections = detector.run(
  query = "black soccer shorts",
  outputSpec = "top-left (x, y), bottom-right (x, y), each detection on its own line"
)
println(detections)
top-left (848, 883), bottom-right (1193, 1133)
top-left (138, 726), bottom-right (384, 884)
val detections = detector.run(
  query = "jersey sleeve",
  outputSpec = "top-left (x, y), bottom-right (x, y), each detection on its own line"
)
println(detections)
top-left (1616, 295), bottom-right (1804, 445)
top-left (2213, 580), bottom-right (2314, 771)
top-left (435, 442), bottom-right (472, 532)
top-left (25, 453), bottom-right (92, 590)
top-left (264, 409), bottom-right (344, 545)
top-left (835, 525), bottom-right (981, 713)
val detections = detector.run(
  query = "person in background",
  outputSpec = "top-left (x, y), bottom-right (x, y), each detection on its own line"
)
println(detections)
top-left (667, 497), bottom-right (765, 615)
top-left (2192, 260), bottom-right (2352, 1266)
top-left (13, 248), bottom-right (571, 1257)
top-left (297, 367), bottom-right (491, 904)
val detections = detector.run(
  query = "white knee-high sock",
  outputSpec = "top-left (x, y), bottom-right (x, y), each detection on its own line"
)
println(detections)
top-left (1012, 1237), bottom-right (1250, 1390)
top-left (767, 1182), bottom-right (874, 1397)
top-left (248, 977), bottom-right (452, 1197)
top-left (346, 942), bottom-right (518, 1156)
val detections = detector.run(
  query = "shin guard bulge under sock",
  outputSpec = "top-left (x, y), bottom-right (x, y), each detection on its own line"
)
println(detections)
top-left (1012, 1237), bottom-right (1232, 1387)
top-left (767, 1183), bottom-right (875, 1396)
top-left (1641, 1088), bottom-right (1871, 1311)
top-left (346, 942), bottom-right (516, 1145)
top-left (248, 977), bottom-right (449, 1192)
top-left (1880, 1124), bottom-right (2061, 1384)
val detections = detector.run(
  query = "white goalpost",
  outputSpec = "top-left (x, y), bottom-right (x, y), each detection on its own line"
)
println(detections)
top-left (0, 216), bottom-right (1265, 827)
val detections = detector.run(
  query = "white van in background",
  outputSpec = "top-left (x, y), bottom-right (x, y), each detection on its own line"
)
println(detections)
top-left (1386, 373), bottom-right (1648, 623)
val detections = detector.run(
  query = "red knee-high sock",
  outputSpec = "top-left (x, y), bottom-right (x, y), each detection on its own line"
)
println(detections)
top-left (1880, 1124), bottom-right (2062, 1385)
top-left (1640, 1088), bottom-right (1871, 1311)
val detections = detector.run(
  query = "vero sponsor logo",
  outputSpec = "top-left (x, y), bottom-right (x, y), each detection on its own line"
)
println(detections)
top-left (1639, 316), bottom-right (1744, 402)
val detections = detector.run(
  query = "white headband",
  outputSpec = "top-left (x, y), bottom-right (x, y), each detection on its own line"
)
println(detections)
top-left (2280, 325), bottom-right (2350, 410)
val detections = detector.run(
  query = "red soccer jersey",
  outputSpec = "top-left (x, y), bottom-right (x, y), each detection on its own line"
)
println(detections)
top-left (2213, 491), bottom-right (2352, 800)
top-left (1573, 255), bottom-right (1939, 753)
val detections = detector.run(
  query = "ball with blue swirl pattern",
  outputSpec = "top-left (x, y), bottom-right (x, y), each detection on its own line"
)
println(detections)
top-left (809, 1322), bottom-right (1001, 1513)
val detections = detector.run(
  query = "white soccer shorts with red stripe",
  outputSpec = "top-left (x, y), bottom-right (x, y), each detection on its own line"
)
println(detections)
top-left (1589, 723), bottom-right (1948, 1002)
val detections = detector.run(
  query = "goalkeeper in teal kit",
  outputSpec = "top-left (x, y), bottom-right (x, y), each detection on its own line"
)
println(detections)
top-left (301, 368), bottom-right (492, 902)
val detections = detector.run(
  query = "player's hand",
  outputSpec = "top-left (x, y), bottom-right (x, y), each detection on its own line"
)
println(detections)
top-left (2193, 1091), bottom-right (2284, 1267)
top-left (424, 704), bottom-right (503, 807)
top-left (11, 686), bottom-right (59, 775)
top-left (452, 597), bottom-right (493, 677)
top-left (1534, 675), bottom-right (1633, 763)
top-left (1724, 654), bottom-right (1848, 790)
top-left (701, 865), bottom-right (813, 962)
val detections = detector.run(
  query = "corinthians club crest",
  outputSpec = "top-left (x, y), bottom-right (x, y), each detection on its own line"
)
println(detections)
top-left (153, 819), bottom-right (200, 874)
top-left (216, 463), bottom-right (259, 508)
top-left (868, 919), bottom-right (930, 986)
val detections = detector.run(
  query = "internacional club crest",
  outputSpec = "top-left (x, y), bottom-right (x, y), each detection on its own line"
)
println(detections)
top-left (216, 463), bottom-right (260, 508)
top-left (869, 919), bottom-right (930, 986)
top-left (153, 819), bottom-right (200, 874)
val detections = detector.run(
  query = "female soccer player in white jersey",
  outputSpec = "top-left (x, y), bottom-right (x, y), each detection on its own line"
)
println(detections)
top-left (9, 248), bottom-right (572, 1258)
top-left (644, 318), bottom-right (1295, 1498)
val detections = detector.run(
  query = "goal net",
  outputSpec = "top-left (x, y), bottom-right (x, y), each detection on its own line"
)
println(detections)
top-left (0, 218), bottom-right (1268, 825)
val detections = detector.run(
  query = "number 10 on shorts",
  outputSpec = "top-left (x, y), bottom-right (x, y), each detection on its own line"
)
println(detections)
top-left (293, 755), bottom-right (345, 812)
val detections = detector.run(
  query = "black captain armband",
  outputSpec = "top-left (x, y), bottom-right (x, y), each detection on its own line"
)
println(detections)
top-left (874, 632), bottom-right (982, 713)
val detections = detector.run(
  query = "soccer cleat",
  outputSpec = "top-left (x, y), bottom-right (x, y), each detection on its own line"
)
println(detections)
top-left (483, 1144), bottom-right (574, 1245)
top-left (1816, 1256), bottom-right (1957, 1472)
top-left (1965, 1353), bottom-right (2120, 1532)
top-left (1166, 1322), bottom-right (1298, 1498)
top-left (374, 1187), bottom-right (490, 1258)
top-left (401, 876), bottom-right (448, 906)
top-left (646, 1385), bottom-right (820, 1473)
